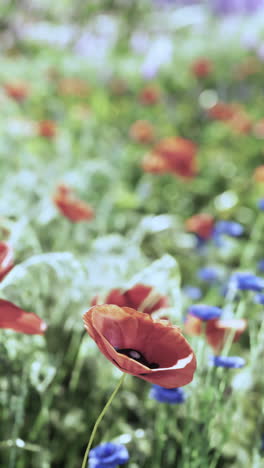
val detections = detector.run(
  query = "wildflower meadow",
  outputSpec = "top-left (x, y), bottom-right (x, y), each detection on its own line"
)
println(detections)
top-left (1, 1), bottom-right (264, 467)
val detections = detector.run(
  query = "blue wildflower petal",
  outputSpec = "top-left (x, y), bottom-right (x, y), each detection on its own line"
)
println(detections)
top-left (197, 266), bottom-right (220, 282)
top-left (230, 272), bottom-right (264, 292)
top-left (214, 220), bottom-right (244, 237)
top-left (89, 442), bottom-right (129, 468)
top-left (183, 286), bottom-right (202, 300)
top-left (253, 293), bottom-right (264, 304)
top-left (210, 356), bottom-right (245, 368)
top-left (149, 385), bottom-right (186, 404)
top-left (258, 199), bottom-right (264, 210)
top-left (188, 304), bottom-right (222, 321)
top-left (257, 259), bottom-right (264, 273)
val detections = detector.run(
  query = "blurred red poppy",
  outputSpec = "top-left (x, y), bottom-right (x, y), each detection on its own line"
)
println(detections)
top-left (253, 119), bottom-right (264, 139)
top-left (208, 102), bottom-right (251, 134)
top-left (38, 120), bottom-right (57, 138)
top-left (207, 102), bottom-right (236, 121)
top-left (53, 184), bottom-right (94, 222)
top-left (83, 305), bottom-right (196, 388)
top-left (129, 120), bottom-right (155, 144)
top-left (191, 58), bottom-right (213, 79)
top-left (0, 242), bottom-right (14, 281)
top-left (0, 299), bottom-right (47, 334)
top-left (228, 110), bottom-right (252, 135)
top-left (4, 82), bottom-right (29, 101)
top-left (141, 152), bottom-right (169, 174)
top-left (184, 314), bottom-right (247, 352)
top-left (185, 213), bottom-right (214, 240)
top-left (143, 137), bottom-right (197, 179)
top-left (139, 84), bottom-right (161, 106)
top-left (205, 318), bottom-right (247, 352)
top-left (92, 284), bottom-right (168, 315)
top-left (254, 165), bottom-right (264, 182)
top-left (184, 314), bottom-right (202, 336)
top-left (58, 78), bottom-right (90, 97)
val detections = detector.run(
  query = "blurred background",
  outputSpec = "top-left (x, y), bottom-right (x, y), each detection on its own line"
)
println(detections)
top-left (1, 1), bottom-right (264, 468)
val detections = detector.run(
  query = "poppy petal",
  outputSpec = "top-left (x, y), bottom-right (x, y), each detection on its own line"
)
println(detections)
top-left (0, 299), bottom-right (47, 335)
top-left (0, 242), bottom-right (14, 281)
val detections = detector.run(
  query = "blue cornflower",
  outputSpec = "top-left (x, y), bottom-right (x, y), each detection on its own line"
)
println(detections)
top-left (149, 385), bottom-right (186, 404)
top-left (214, 221), bottom-right (244, 237)
top-left (195, 236), bottom-right (208, 254)
top-left (210, 356), bottom-right (245, 368)
top-left (188, 304), bottom-right (222, 320)
top-left (197, 266), bottom-right (220, 282)
top-left (183, 286), bottom-right (202, 300)
top-left (88, 442), bottom-right (129, 468)
top-left (253, 293), bottom-right (264, 304)
top-left (257, 259), bottom-right (264, 272)
top-left (230, 272), bottom-right (264, 292)
top-left (258, 199), bottom-right (264, 210)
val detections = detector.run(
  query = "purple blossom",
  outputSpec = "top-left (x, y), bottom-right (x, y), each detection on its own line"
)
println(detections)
top-left (257, 43), bottom-right (264, 61)
top-left (211, 0), bottom-right (264, 15)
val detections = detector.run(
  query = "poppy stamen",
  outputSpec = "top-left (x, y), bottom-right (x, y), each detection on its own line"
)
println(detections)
top-left (115, 348), bottom-right (159, 369)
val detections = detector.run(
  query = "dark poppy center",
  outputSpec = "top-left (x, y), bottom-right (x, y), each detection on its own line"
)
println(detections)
top-left (115, 348), bottom-right (159, 369)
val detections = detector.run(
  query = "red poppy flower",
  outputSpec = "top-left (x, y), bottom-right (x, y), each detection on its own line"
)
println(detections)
top-left (83, 305), bottom-right (196, 388)
top-left (205, 318), bottom-right (247, 352)
top-left (92, 284), bottom-right (168, 316)
top-left (4, 82), bottom-right (29, 101)
top-left (184, 314), bottom-right (203, 336)
top-left (207, 102), bottom-right (237, 122)
top-left (38, 120), bottom-right (57, 138)
top-left (91, 289), bottom-right (126, 308)
top-left (228, 111), bottom-right (252, 135)
top-left (253, 120), bottom-right (264, 139)
top-left (143, 137), bottom-right (197, 179)
top-left (254, 165), bottom-right (264, 182)
top-left (129, 120), bottom-right (155, 144)
top-left (53, 184), bottom-right (94, 223)
top-left (138, 85), bottom-right (161, 106)
top-left (0, 299), bottom-right (47, 334)
top-left (185, 214), bottom-right (214, 240)
top-left (184, 314), bottom-right (247, 352)
top-left (191, 58), bottom-right (213, 79)
top-left (141, 152), bottom-right (169, 174)
top-left (0, 242), bottom-right (14, 281)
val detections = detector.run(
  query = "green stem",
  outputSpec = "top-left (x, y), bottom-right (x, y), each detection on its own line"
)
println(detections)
top-left (81, 373), bottom-right (126, 468)
top-left (154, 406), bottom-right (168, 468)
top-left (8, 365), bottom-right (28, 468)
top-left (240, 214), bottom-right (264, 267)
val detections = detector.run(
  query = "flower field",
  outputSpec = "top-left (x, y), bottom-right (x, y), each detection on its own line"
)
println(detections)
top-left (1, 1), bottom-right (264, 467)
